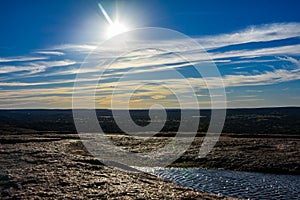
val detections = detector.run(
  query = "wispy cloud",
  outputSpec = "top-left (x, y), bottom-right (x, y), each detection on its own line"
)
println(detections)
top-left (51, 44), bottom-right (97, 52)
top-left (216, 67), bottom-right (300, 88)
top-left (0, 64), bottom-right (46, 75)
top-left (210, 44), bottom-right (300, 60)
top-left (198, 23), bottom-right (300, 50)
top-left (0, 60), bottom-right (76, 76)
top-left (0, 56), bottom-right (48, 63)
top-left (231, 98), bottom-right (264, 102)
top-left (37, 60), bottom-right (77, 68)
top-left (246, 89), bottom-right (263, 93)
top-left (35, 51), bottom-right (65, 56)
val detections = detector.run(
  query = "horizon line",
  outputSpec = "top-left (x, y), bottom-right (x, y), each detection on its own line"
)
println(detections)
top-left (0, 106), bottom-right (299, 111)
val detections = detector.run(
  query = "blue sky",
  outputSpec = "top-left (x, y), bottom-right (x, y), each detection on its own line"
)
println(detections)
top-left (0, 0), bottom-right (300, 108)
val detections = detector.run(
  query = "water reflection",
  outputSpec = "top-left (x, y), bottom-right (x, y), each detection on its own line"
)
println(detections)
top-left (138, 167), bottom-right (300, 199)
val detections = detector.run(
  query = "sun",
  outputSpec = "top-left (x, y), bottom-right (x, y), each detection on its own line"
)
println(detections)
top-left (106, 22), bottom-right (129, 38)
top-left (98, 2), bottom-right (131, 39)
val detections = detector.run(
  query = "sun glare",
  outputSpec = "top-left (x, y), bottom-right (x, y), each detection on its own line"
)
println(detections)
top-left (106, 22), bottom-right (129, 38)
top-left (98, 2), bottom-right (130, 39)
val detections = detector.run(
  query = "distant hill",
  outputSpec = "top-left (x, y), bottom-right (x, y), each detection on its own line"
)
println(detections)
top-left (0, 107), bottom-right (299, 135)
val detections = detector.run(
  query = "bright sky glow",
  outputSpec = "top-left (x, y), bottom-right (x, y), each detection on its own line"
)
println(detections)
top-left (106, 22), bottom-right (129, 38)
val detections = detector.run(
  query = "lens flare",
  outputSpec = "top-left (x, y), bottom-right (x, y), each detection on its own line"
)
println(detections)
top-left (98, 2), bottom-right (129, 38)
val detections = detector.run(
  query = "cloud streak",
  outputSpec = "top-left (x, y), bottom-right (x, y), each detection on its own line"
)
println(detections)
top-left (0, 56), bottom-right (48, 63)
top-left (197, 23), bottom-right (300, 50)
top-left (35, 51), bottom-right (65, 56)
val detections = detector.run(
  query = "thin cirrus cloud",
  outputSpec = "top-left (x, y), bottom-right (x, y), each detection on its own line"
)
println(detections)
top-left (0, 22), bottom-right (300, 108)
top-left (51, 44), bottom-right (97, 52)
top-left (33, 22), bottom-right (300, 74)
top-left (35, 51), bottom-right (65, 56)
top-left (197, 22), bottom-right (300, 50)
top-left (0, 60), bottom-right (77, 76)
top-left (0, 56), bottom-right (48, 63)
top-left (0, 64), bottom-right (46, 75)
top-left (210, 44), bottom-right (300, 60)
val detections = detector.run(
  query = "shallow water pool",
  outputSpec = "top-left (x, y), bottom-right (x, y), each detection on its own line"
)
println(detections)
top-left (137, 167), bottom-right (300, 199)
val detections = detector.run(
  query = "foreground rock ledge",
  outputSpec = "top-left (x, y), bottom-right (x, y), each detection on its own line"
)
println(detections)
top-left (0, 134), bottom-right (236, 200)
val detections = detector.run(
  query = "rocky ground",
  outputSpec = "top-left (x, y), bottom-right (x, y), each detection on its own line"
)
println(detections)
top-left (106, 133), bottom-right (300, 175)
top-left (1, 131), bottom-right (299, 199)
top-left (0, 132), bottom-right (235, 200)
top-left (67, 133), bottom-right (300, 175)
